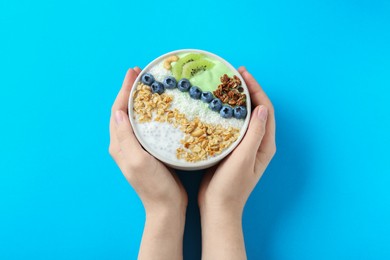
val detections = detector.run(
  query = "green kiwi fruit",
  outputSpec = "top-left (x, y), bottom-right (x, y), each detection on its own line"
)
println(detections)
top-left (172, 53), bottom-right (204, 79)
top-left (181, 59), bottom-right (215, 79)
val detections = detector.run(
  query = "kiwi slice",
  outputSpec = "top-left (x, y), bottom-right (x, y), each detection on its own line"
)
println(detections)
top-left (172, 53), bottom-right (204, 79)
top-left (182, 59), bottom-right (214, 79)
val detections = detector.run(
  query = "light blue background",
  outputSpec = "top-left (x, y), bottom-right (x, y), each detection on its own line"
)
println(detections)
top-left (1, 0), bottom-right (389, 259)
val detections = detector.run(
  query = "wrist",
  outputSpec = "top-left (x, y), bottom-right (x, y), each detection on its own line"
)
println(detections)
top-left (145, 200), bottom-right (187, 217)
top-left (139, 202), bottom-right (186, 259)
top-left (141, 206), bottom-right (186, 252)
top-left (143, 190), bottom-right (188, 218)
top-left (200, 205), bottom-right (246, 260)
top-left (146, 204), bottom-right (186, 222)
top-left (199, 199), bottom-right (244, 219)
top-left (145, 204), bottom-right (186, 231)
top-left (200, 206), bottom-right (243, 226)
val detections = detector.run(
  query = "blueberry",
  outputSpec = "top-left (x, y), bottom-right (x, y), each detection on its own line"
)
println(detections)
top-left (151, 81), bottom-right (165, 94)
top-left (201, 91), bottom-right (213, 103)
top-left (177, 78), bottom-right (191, 92)
top-left (189, 86), bottom-right (202, 99)
top-left (233, 106), bottom-right (247, 119)
top-left (220, 105), bottom-right (233, 118)
top-left (163, 76), bottom-right (177, 89)
top-left (209, 98), bottom-right (222, 112)
top-left (141, 73), bottom-right (155, 86)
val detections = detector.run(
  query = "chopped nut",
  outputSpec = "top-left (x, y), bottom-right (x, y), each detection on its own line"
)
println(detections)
top-left (193, 145), bottom-right (201, 153)
top-left (228, 99), bottom-right (236, 105)
top-left (191, 128), bottom-right (204, 137)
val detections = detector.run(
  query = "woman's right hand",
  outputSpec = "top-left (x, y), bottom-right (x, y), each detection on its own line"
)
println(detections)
top-left (109, 68), bottom-right (187, 213)
top-left (109, 68), bottom-right (187, 260)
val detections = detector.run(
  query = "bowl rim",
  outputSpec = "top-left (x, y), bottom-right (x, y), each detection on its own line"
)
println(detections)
top-left (128, 49), bottom-right (251, 170)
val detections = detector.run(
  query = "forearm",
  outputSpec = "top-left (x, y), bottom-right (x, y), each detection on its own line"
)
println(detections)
top-left (200, 207), bottom-right (246, 260)
top-left (138, 207), bottom-right (186, 260)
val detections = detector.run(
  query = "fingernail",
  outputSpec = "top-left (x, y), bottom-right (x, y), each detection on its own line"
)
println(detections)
top-left (257, 105), bottom-right (268, 121)
top-left (115, 110), bottom-right (123, 124)
top-left (239, 66), bottom-right (247, 72)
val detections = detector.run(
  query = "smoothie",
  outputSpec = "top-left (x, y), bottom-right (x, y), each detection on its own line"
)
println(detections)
top-left (130, 51), bottom-right (249, 163)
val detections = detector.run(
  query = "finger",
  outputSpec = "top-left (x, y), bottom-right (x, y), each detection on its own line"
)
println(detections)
top-left (114, 110), bottom-right (145, 156)
top-left (109, 114), bottom-right (122, 161)
top-left (110, 68), bottom-right (141, 158)
top-left (235, 105), bottom-right (268, 157)
top-left (239, 67), bottom-right (276, 164)
top-left (238, 66), bottom-right (271, 109)
top-left (134, 66), bottom-right (142, 74)
top-left (238, 66), bottom-right (246, 74)
top-left (112, 68), bottom-right (138, 113)
top-left (256, 116), bottom-right (277, 173)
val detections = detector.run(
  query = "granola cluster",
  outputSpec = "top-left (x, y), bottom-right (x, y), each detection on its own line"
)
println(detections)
top-left (177, 118), bottom-right (239, 162)
top-left (213, 74), bottom-right (246, 106)
top-left (133, 83), bottom-right (240, 162)
top-left (133, 83), bottom-right (173, 123)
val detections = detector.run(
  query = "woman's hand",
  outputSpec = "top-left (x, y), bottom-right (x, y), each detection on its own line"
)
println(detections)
top-left (109, 68), bottom-right (187, 260)
top-left (198, 66), bottom-right (276, 260)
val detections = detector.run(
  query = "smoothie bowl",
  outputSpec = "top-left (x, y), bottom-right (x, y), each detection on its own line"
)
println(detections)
top-left (129, 49), bottom-right (251, 170)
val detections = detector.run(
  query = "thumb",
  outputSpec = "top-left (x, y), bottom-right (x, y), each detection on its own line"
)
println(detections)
top-left (114, 110), bottom-right (143, 155)
top-left (237, 105), bottom-right (268, 153)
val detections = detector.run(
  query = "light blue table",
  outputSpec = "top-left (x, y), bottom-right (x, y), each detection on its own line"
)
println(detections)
top-left (1, 0), bottom-right (389, 259)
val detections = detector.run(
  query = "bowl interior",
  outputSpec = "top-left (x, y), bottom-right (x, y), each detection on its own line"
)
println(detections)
top-left (128, 49), bottom-right (251, 170)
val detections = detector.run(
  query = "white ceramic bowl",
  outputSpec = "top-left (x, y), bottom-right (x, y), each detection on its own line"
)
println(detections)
top-left (129, 49), bottom-right (251, 170)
